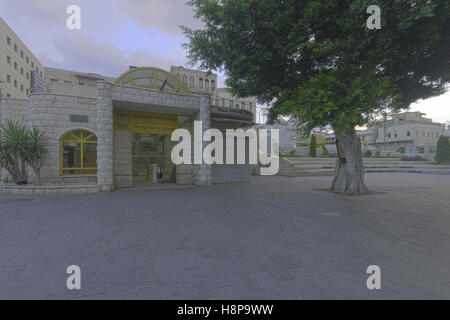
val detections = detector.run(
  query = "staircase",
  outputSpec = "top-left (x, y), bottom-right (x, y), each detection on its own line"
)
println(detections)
top-left (278, 157), bottom-right (450, 177)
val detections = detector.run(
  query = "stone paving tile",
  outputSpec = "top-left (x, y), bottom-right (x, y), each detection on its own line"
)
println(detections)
top-left (0, 173), bottom-right (450, 299)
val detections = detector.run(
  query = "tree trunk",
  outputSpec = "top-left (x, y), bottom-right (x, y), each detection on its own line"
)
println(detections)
top-left (33, 166), bottom-right (42, 186)
top-left (331, 127), bottom-right (369, 195)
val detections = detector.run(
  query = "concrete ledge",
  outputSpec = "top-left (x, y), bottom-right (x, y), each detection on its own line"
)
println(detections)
top-left (0, 184), bottom-right (101, 195)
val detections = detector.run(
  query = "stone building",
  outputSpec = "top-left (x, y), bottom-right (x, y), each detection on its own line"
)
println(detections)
top-left (0, 17), bottom-right (44, 99)
top-left (0, 18), bottom-right (260, 193)
top-left (0, 67), bottom-right (255, 191)
top-left (44, 67), bottom-right (115, 98)
top-left (170, 66), bottom-right (257, 123)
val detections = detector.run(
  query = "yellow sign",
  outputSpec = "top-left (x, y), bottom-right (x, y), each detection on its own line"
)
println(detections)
top-left (114, 111), bottom-right (131, 130)
top-left (114, 111), bottom-right (178, 135)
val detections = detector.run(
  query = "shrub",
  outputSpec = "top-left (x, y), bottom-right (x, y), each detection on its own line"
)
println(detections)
top-left (309, 134), bottom-right (317, 158)
top-left (0, 122), bottom-right (29, 184)
top-left (401, 156), bottom-right (426, 161)
top-left (0, 121), bottom-right (46, 185)
top-left (435, 135), bottom-right (450, 164)
top-left (364, 150), bottom-right (373, 158)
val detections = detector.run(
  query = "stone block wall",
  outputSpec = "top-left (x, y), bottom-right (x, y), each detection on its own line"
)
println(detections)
top-left (113, 129), bottom-right (132, 188)
top-left (96, 82), bottom-right (114, 191)
top-left (0, 98), bottom-right (29, 126)
top-left (111, 83), bottom-right (202, 111)
top-left (28, 94), bottom-right (98, 184)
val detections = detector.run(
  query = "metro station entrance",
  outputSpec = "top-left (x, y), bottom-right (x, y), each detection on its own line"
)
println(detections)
top-left (131, 133), bottom-right (176, 185)
top-left (114, 110), bottom-right (179, 188)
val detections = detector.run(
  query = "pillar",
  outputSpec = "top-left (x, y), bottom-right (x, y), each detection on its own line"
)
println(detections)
top-left (194, 95), bottom-right (212, 186)
top-left (96, 82), bottom-right (114, 191)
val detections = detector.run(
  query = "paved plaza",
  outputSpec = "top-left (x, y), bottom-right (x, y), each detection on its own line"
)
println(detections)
top-left (0, 173), bottom-right (450, 300)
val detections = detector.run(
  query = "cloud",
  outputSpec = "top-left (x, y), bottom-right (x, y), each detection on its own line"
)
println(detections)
top-left (48, 32), bottom-right (186, 77)
top-left (118, 0), bottom-right (203, 35)
top-left (410, 92), bottom-right (450, 124)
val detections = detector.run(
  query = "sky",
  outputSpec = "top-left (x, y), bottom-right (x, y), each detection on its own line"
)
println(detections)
top-left (0, 0), bottom-right (448, 125)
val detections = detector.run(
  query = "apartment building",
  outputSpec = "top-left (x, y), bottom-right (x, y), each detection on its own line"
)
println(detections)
top-left (0, 17), bottom-right (44, 99)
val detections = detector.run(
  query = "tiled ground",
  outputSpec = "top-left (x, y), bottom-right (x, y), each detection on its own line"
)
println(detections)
top-left (0, 173), bottom-right (449, 299)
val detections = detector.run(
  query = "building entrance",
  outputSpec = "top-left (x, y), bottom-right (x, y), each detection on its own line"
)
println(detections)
top-left (131, 133), bottom-right (176, 185)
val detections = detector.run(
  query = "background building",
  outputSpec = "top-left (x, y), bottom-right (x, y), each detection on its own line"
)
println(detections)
top-left (0, 17), bottom-right (44, 99)
top-left (374, 112), bottom-right (446, 154)
top-left (170, 65), bottom-right (217, 94)
top-left (44, 67), bottom-right (115, 98)
top-left (170, 66), bottom-right (257, 123)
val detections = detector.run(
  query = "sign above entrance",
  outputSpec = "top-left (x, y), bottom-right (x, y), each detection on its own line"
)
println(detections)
top-left (114, 111), bottom-right (178, 135)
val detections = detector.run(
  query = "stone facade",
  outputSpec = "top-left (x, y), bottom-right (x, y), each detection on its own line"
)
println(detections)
top-left (194, 96), bottom-right (212, 186)
top-left (170, 66), bottom-right (217, 94)
top-left (0, 98), bottom-right (29, 126)
top-left (96, 82), bottom-right (114, 191)
top-left (1, 72), bottom-right (254, 192)
top-left (0, 17), bottom-right (44, 99)
top-left (44, 66), bottom-right (115, 97)
top-left (0, 94), bottom-right (98, 185)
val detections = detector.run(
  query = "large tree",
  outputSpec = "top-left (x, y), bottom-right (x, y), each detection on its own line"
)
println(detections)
top-left (183, 0), bottom-right (450, 194)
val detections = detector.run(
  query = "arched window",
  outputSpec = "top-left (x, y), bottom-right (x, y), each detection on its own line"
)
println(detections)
top-left (182, 75), bottom-right (188, 86)
top-left (199, 78), bottom-right (203, 90)
top-left (189, 76), bottom-right (195, 89)
top-left (211, 80), bottom-right (216, 92)
top-left (205, 79), bottom-right (210, 92)
top-left (61, 129), bottom-right (97, 176)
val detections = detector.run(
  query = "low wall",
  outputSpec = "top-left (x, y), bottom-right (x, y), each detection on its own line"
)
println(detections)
top-left (0, 184), bottom-right (101, 195)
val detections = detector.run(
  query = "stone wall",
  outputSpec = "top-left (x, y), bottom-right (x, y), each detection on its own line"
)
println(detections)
top-left (0, 98), bottom-right (29, 126)
top-left (28, 93), bottom-right (98, 184)
top-left (111, 83), bottom-right (202, 110)
top-left (113, 129), bottom-right (132, 188)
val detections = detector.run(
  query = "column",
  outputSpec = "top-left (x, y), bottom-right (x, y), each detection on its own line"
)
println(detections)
top-left (194, 95), bottom-right (212, 186)
top-left (96, 82), bottom-right (114, 191)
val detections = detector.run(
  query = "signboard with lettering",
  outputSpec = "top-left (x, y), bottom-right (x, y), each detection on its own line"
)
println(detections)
top-left (114, 110), bottom-right (178, 135)
top-left (70, 114), bottom-right (89, 123)
top-left (114, 111), bottom-right (131, 130)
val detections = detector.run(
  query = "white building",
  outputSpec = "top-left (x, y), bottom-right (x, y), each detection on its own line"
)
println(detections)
top-left (0, 17), bottom-right (44, 99)
top-left (374, 112), bottom-right (446, 153)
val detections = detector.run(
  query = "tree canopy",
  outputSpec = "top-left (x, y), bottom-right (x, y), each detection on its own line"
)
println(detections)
top-left (183, 0), bottom-right (449, 134)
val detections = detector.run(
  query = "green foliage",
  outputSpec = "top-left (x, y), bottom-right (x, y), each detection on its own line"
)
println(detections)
top-left (309, 134), bottom-right (317, 157)
top-left (435, 135), bottom-right (450, 164)
top-left (183, 0), bottom-right (449, 134)
top-left (0, 121), bottom-right (29, 183)
top-left (0, 121), bottom-right (46, 185)
top-left (364, 150), bottom-right (373, 157)
top-left (25, 128), bottom-right (47, 185)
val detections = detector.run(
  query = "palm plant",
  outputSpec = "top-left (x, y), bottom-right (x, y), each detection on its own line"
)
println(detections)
top-left (24, 128), bottom-right (46, 185)
top-left (0, 121), bottom-right (47, 185)
top-left (0, 121), bottom-right (29, 183)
